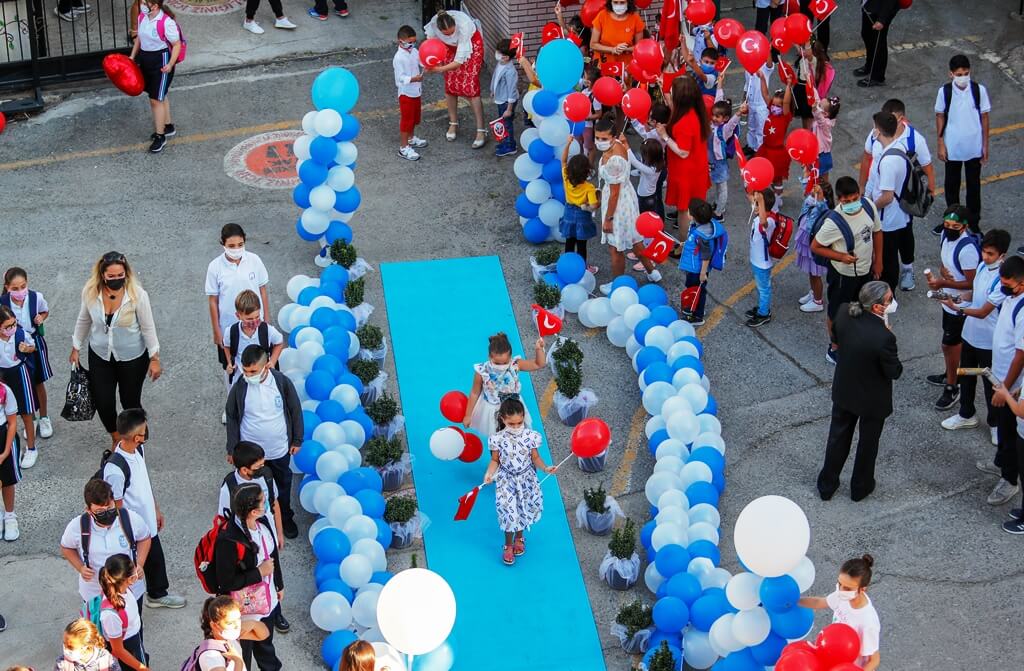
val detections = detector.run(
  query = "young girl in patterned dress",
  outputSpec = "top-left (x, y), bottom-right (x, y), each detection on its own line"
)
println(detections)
top-left (483, 398), bottom-right (558, 565)
top-left (463, 332), bottom-right (545, 437)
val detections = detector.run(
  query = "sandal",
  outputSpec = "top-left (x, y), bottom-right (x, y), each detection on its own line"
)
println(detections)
top-left (502, 544), bottom-right (515, 565)
top-left (626, 252), bottom-right (638, 261)
top-left (472, 128), bottom-right (487, 149)
top-left (446, 121), bottom-right (458, 142)
top-left (513, 537), bottom-right (525, 556)
top-left (632, 262), bottom-right (646, 272)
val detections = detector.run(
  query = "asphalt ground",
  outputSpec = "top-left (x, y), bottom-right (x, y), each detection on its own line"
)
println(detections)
top-left (1, 2), bottom-right (1024, 669)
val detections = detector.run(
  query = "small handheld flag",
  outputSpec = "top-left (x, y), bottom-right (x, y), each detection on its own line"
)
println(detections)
top-left (454, 482), bottom-right (487, 521)
top-left (489, 118), bottom-right (508, 142)
top-left (532, 304), bottom-right (563, 337)
top-left (641, 231), bottom-right (677, 264)
top-left (510, 33), bottom-right (525, 60)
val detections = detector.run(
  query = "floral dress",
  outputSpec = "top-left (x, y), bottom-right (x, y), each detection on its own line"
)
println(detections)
top-left (470, 358), bottom-right (533, 437)
top-left (599, 152), bottom-right (643, 252)
top-left (489, 428), bottom-right (544, 532)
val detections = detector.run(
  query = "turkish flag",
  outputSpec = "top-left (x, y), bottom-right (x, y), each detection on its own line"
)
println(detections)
top-left (804, 160), bottom-right (820, 196)
top-left (641, 231), bottom-right (675, 264)
top-left (734, 136), bottom-right (747, 169)
top-left (681, 284), bottom-right (704, 314)
top-left (778, 60), bottom-right (797, 86)
top-left (510, 32), bottom-right (525, 59)
top-left (660, 0), bottom-right (681, 52)
top-left (810, 0), bottom-right (839, 22)
top-left (532, 305), bottom-right (563, 336)
top-left (600, 60), bottom-right (624, 79)
top-left (715, 56), bottom-right (731, 73)
top-left (454, 485), bottom-right (483, 521)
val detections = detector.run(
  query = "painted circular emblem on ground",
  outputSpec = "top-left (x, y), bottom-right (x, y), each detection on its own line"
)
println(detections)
top-left (166, 0), bottom-right (245, 15)
top-left (224, 131), bottom-right (303, 189)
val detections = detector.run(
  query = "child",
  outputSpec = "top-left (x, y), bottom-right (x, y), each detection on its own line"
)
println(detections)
top-left (795, 181), bottom-right (834, 313)
top-left (393, 25), bottom-right (428, 161)
top-left (338, 640), bottom-right (376, 671)
top-left (1, 267), bottom-right (52, 440)
top-left (218, 440), bottom-right (284, 546)
top-left (222, 289), bottom-right (284, 388)
top-left (463, 332), bottom-right (545, 437)
top-left (747, 189), bottom-right (777, 327)
top-left (707, 80), bottom-right (744, 218)
top-left (579, 63), bottom-right (603, 165)
top-left (308, 0), bottom-right (348, 20)
top-left (491, 38), bottom-right (520, 158)
top-left (0, 305), bottom-right (37, 470)
top-left (187, 595), bottom-right (269, 671)
top-left (799, 554), bottom-right (882, 670)
top-left (559, 142), bottom-right (600, 274)
top-left (741, 61), bottom-right (775, 156)
top-left (0, 380), bottom-right (20, 541)
top-left (755, 78), bottom-right (794, 210)
top-left (630, 139), bottom-right (665, 218)
top-left (483, 398), bottom-right (558, 565)
top-left (811, 93), bottom-right (841, 185)
top-left (679, 199), bottom-right (725, 326)
top-left (97, 553), bottom-right (147, 671)
top-left (992, 382), bottom-right (1024, 534)
top-left (206, 223), bottom-right (270, 423)
top-left (517, 55), bottom-right (541, 129)
top-left (55, 618), bottom-right (121, 671)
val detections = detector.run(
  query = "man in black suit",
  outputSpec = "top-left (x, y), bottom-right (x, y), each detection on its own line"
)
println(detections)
top-left (856, 0), bottom-right (901, 88)
top-left (818, 281), bottom-right (904, 501)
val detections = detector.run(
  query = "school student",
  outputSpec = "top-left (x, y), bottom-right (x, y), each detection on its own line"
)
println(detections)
top-left (393, 25), bottom-right (428, 161)
top-left (746, 189), bottom-right (776, 328)
top-left (491, 38), bottom-right (519, 158)
top-left (97, 554), bottom-right (147, 670)
top-left (101, 408), bottom-right (186, 609)
top-left (55, 618), bottom-right (121, 671)
top-left (241, 0), bottom-right (295, 34)
top-left (0, 380), bottom-right (20, 541)
top-left (799, 555), bottom-right (881, 669)
top-left (1, 267), bottom-right (53, 439)
top-left (935, 54), bottom-right (991, 229)
top-left (221, 290), bottom-right (284, 387)
top-left (226, 345), bottom-right (303, 540)
top-left (0, 305), bottom-right (38, 469)
top-left (129, 0), bottom-right (182, 153)
top-left (866, 112), bottom-right (911, 292)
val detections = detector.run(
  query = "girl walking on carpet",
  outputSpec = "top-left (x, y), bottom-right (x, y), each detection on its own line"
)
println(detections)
top-left (483, 398), bottom-right (558, 566)
top-left (462, 332), bottom-right (545, 437)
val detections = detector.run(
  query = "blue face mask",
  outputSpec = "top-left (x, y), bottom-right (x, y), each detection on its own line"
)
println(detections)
top-left (840, 201), bottom-right (862, 215)
top-left (700, 63), bottom-right (716, 74)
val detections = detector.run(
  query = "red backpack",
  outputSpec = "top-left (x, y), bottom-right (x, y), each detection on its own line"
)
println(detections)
top-left (194, 515), bottom-right (243, 594)
top-left (767, 213), bottom-right (795, 259)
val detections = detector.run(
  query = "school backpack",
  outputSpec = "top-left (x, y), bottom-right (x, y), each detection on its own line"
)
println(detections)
top-left (880, 145), bottom-right (933, 218)
top-left (715, 125), bottom-right (736, 159)
top-left (222, 471), bottom-right (276, 517)
top-left (79, 508), bottom-right (138, 567)
top-left (180, 640), bottom-right (231, 671)
top-left (766, 214), bottom-right (795, 260)
top-left (679, 220), bottom-right (728, 274)
top-left (227, 322), bottom-right (272, 366)
top-left (138, 12), bottom-right (188, 64)
top-left (194, 514), bottom-right (235, 594)
top-left (94, 447), bottom-right (142, 493)
top-left (81, 596), bottom-right (128, 639)
top-left (939, 81), bottom-right (981, 137)
top-left (949, 233), bottom-right (981, 275)
top-left (808, 199), bottom-right (877, 268)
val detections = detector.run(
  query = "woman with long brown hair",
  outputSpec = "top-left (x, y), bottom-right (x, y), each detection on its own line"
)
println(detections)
top-left (659, 76), bottom-right (710, 229)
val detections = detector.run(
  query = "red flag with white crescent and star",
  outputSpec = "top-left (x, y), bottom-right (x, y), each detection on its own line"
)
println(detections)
top-left (734, 136), bottom-right (747, 169)
top-left (641, 231), bottom-right (676, 264)
top-left (660, 0), bottom-right (680, 52)
top-left (532, 304), bottom-right (563, 336)
top-left (510, 32), bottom-right (525, 60)
top-left (810, 0), bottom-right (838, 22)
top-left (454, 485), bottom-right (483, 521)
top-left (804, 160), bottom-right (820, 196)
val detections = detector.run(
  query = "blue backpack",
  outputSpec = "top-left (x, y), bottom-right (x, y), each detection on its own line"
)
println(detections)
top-left (809, 199), bottom-right (876, 269)
top-left (717, 125), bottom-right (736, 160)
top-left (679, 220), bottom-right (728, 274)
top-left (949, 233), bottom-right (981, 275)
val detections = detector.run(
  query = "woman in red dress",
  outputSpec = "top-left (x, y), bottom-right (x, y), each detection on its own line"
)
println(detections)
top-left (425, 9), bottom-right (488, 149)
top-left (659, 76), bottom-right (711, 228)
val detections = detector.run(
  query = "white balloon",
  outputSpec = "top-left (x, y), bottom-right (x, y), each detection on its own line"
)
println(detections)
top-left (693, 432), bottom-right (726, 454)
top-left (610, 286), bottom-right (639, 315)
top-left (309, 185), bottom-right (335, 211)
top-left (327, 495), bottom-right (362, 529)
top-left (362, 627), bottom-right (387, 644)
top-left (645, 415), bottom-right (666, 438)
top-left (672, 367), bottom-right (703, 390)
top-left (697, 414), bottom-right (722, 436)
top-left (353, 538), bottom-right (388, 573)
top-left (301, 208), bottom-right (330, 235)
top-left (522, 89), bottom-right (539, 116)
top-left (340, 553), bottom-right (373, 589)
top-left (577, 299), bottom-right (598, 328)
top-left (660, 396), bottom-right (692, 421)
top-left (313, 482), bottom-right (345, 516)
top-left (709, 613), bottom-right (743, 654)
top-left (301, 399), bottom-right (320, 413)
top-left (538, 199), bottom-right (565, 227)
top-left (651, 522), bottom-right (688, 551)
top-left (667, 340), bottom-right (700, 363)
top-left (689, 503), bottom-right (721, 528)
top-left (336, 443), bottom-right (363, 470)
top-left (688, 521), bottom-right (720, 545)
top-left (340, 419), bottom-right (366, 448)
top-left (352, 590), bottom-right (380, 628)
top-left (625, 335), bottom-right (641, 358)
top-left (286, 275), bottom-right (315, 302)
top-left (313, 421), bottom-right (345, 449)
top-left (654, 439), bottom-right (689, 461)
top-left (644, 562), bottom-right (665, 595)
top-left (666, 410), bottom-right (700, 444)
top-left (293, 375), bottom-right (310, 402)
top-left (309, 295), bottom-right (338, 311)
top-left (302, 111), bottom-right (319, 134)
top-left (653, 455), bottom-right (685, 475)
top-left (657, 489), bottom-right (690, 512)
top-left (330, 384), bottom-right (361, 413)
top-left (524, 179), bottom-right (552, 205)
top-left (734, 496), bottom-right (811, 578)
top-left (513, 153), bottom-right (543, 181)
top-left (343, 514), bottom-right (378, 543)
top-left (358, 583), bottom-right (385, 597)
top-left (680, 383), bottom-right (709, 414)
top-left (539, 116), bottom-right (570, 146)
top-left (645, 471), bottom-right (683, 507)
top-left (316, 451), bottom-right (349, 483)
top-left (561, 284), bottom-right (589, 314)
top-left (588, 297), bottom-right (615, 327)
top-left (294, 134), bottom-right (313, 161)
top-left (308, 518), bottom-right (334, 545)
top-left (327, 165), bottom-right (356, 191)
top-left (295, 328), bottom-right (324, 348)
top-left (645, 325), bottom-right (674, 353)
top-left (732, 607), bottom-right (771, 647)
top-left (668, 319), bottom-right (697, 341)
top-left (683, 628), bottom-right (718, 670)
top-left (605, 316), bottom-right (631, 347)
top-left (578, 270), bottom-right (596, 293)
top-left (680, 461), bottom-right (713, 489)
top-left (726, 572), bottom-right (764, 612)
top-left (429, 428), bottom-right (464, 461)
top-left (688, 556), bottom-right (715, 577)
top-left (790, 556), bottom-right (816, 593)
top-left (700, 567), bottom-right (732, 591)
top-left (375, 569), bottom-right (456, 655)
top-left (336, 141), bottom-right (358, 165)
top-left (642, 381), bottom-right (676, 415)
top-left (310, 591), bottom-right (353, 631)
top-left (654, 505), bottom-right (689, 528)
top-left (623, 303), bottom-right (651, 330)
top-left (291, 305), bottom-right (313, 329)
top-left (299, 479), bottom-right (322, 513)
top-left (701, 374), bottom-right (711, 392)
top-left (278, 348), bottom-right (300, 372)
top-left (369, 642), bottom-right (407, 671)
top-left (314, 109), bottom-right (343, 137)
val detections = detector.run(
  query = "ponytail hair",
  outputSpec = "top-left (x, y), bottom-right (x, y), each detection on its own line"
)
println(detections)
top-left (98, 553), bottom-right (134, 611)
top-left (488, 332), bottom-right (512, 356)
top-left (848, 281), bottom-right (889, 318)
top-left (201, 595), bottom-right (241, 640)
top-left (840, 553), bottom-right (875, 588)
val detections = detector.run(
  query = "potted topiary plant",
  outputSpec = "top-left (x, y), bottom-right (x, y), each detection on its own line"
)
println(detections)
top-left (643, 641), bottom-right (678, 671)
top-left (356, 323), bottom-right (388, 364)
top-left (550, 338), bottom-right (599, 433)
top-left (533, 281), bottom-right (565, 319)
top-left (600, 518), bottom-right (641, 591)
top-left (330, 239), bottom-right (373, 280)
top-left (344, 277), bottom-right (374, 326)
top-left (384, 494), bottom-right (429, 550)
top-left (574, 483), bottom-right (624, 536)
top-left (364, 435), bottom-right (408, 491)
top-left (530, 243), bottom-right (561, 282)
top-left (351, 358), bottom-right (387, 405)
top-left (366, 392), bottom-right (405, 440)
top-left (611, 599), bottom-right (654, 655)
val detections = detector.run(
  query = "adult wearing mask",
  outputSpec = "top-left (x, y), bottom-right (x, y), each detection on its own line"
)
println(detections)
top-left (71, 253), bottom-right (161, 448)
top-left (818, 281), bottom-right (902, 501)
top-left (424, 9), bottom-right (488, 149)
top-left (855, 0), bottom-right (900, 88)
top-left (590, 1), bottom-right (645, 72)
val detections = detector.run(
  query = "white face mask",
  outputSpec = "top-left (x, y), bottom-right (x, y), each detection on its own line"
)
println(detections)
top-left (495, 52), bottom-right (507, 64)
top-left (506, 425), bottom-right (525, 435)
top-left (595, 139), bottom-right (612, 151)
top-left (612, 3), bottom-right (628, 15)
top-left (885, 298), bottom-right (898, 315)
top-left (224, 245), bottom-right (244, 260)
top-left (770, 105), bottom-right (783, 115)
top-left (953, 74), bottom-right (970, 89)
top-left (140, 4), bottom-right (150, 14)
top-left (834, 584), bottom-right (858, 601)
top-left (221, 625), bottom-right (242, 641)
top-left (244, 368), bottom-right (266, 385)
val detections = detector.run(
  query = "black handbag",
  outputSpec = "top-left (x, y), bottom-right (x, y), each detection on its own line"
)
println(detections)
top-left (61, 365), bottom-right (95, 422)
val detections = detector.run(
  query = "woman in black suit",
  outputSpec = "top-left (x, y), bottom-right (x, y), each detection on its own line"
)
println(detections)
top-left (856, 0), bottom-right (901, 87)
top-left (818, 281), bottom-right (903, 501)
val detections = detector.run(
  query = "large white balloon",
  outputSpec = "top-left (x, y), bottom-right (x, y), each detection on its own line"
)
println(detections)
top-left (353, 538), bottom-right (387, 573)
top-left (672, 367), bottom-right (703, 390)
top-left (336, 141), bottom-right (358, 166)
top-left (577, 299), bottom-right (598, 328)
top-left (709, 613), bottom-right (743, 654)
top-left (683, 628), bottom-right (718, 669)
top-left (654, 439), bottom-right (689, 461)
top-left (643, 562), bottom-right (665, 594)
top-left (525, 179), bottom-right (552, 205)
top-left (297, 340), bottom-right (325, 370)
top-left (579, 270), bottom-right (596, 293)
top-left (697, 414), bottom-right (722, 436)
top-left (539, 116), bottom-right (570, 146)
top-left (299, 479), bottom-right (322, 513)
top-left (689, 503), bottom-right (720, 528)
top-left (667, 339), bottom-right (700, 363)
top-left (335, 443), bottom-right (363, 470)
top-left (699, 567), bottom-right (732, 590)
top-left (294, 134), bottom-right (313, 160)
top-left (295, 328), bottom-right (324, 348)
top-left (313, 421), bottom-right (346, 449)
top-left (610, 286), bottom-right (639, 315)
top-left (310, 591), bottom-right (353, 631)
top-left (642, 381), bottom-right (676, 416)
top-left (301, 208), bottom-right (330, 234)
top-left (340, 419), bottom-right (366, 448)
top-left (657, 489), bottom-right (690, 511)
top-left (429, 428), bottom-right (464, 461)
top-left (513, 153), bottom-right (543, 181)
top-left (278, 347), bottom-right (300, 372)
top-left (537, 199), bottom-right (565, 228)
top-left (376, 569), bottom-right (456, 655)
top-left (606, 316), bottom-right (631, 347)
top-left (352, 590), bottom-right (380, 628)
top-left (688, 521), bottom-right (720, 545)
top-left (588, 297), bottom-right (615, 327)
top-left (645, 414), bottom-right (666, 438)
top-left (654, 505), bottom-right (688, 528)
top-left (645, 325), bottom-right (675, 353)
top-left (660, 396), bottom-right (692, 421)
top-left (330, 384), bottom-right (362, 413)
top-left (680, 383), bottom-right (709, 414)
top-left (680, 461), bottom-right (713, 489)
top-left (313, 482), bottom-right (345, 516)
top-left (327, 495), bottom-right (362, 529)
top-left (314, 109), bottom-right (343, 137)
top-left (669, 319), bottom-right (697, 340)
top-left (693, 432), bottom-right (726, 454)
top-left (650, 522), bottom-right (688, 551)
top-left (309, 184), bottom-right (335, 211)
top-left (286, 275), bottom-right (315, 301)
top-left (340, 553), bottom-right (373, 589)
top-left (734, 496), bottom-right (810, 578)
top-left (625, 335), bottom-right (641, 358)
top-left (301, 111), bottom-right (318, 134)
top-left (343, 514), bottom-right (378, 543)
top-left (327, 165), bottom-right (356, 192)
top-left (623, 303), bottom-right (651, 330)
top-left (666, 410), bottom-right (700, 444)
top-left (644, 471), bottom-right (683, 506)
top-left (726, 572), bottom-right (764, 611)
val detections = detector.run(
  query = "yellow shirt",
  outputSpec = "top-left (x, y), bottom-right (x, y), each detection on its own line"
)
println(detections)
top-left (563, 167), bottom-right (598, 208)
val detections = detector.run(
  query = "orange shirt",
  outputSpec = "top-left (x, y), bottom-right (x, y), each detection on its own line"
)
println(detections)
top-left (591, 10), bottom-right (645, 66)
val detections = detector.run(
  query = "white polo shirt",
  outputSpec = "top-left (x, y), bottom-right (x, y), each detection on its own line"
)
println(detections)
top-left (61, 510), bottom-right (151, 601)
top-left (223, 322), bottom-right (283, 372)
top-left (0, 330), bottom-right (32, 368)
top-left (218, 472), bottom-right (279, 540)
top-left (99, 591), bottom-right (142, 641)
top-left (962, 262), bottom-right (1005, 350)
top-left (102, 446), bottom-right (159, 537)
top-left (863, 123), bottom-right (932, 195)
top-left (240, 374), bottom-right (289, 460)
top-left (9, 292), bottom-right (49, 336)
top-left (939, 235), bottom-right (981, 315)
top-left (0, 382), bottom-right (16, 419)
top-left (990, 293), bottom-right (1024, 384)
top-left (869, 149), bottom-right (910, 232)
top-left (935, 81), bottom-right (991, 161)
top-left (205, 251), bottom-right (270, 334)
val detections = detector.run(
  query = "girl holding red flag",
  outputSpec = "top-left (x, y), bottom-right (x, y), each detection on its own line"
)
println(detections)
top-left (463, 333), bottom-right (545, 437)
top-left (799, 554), bottom-right (882, 670)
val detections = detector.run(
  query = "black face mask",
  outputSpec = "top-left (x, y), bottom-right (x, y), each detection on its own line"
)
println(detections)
top-left (105, 277), bottom-right (126, 291)
top-left (92, 507), bottom-right (118, 526)
top-left (943, 227), bottom-right (963, 241)
top-left (1001, 284), bottom-right (1017, 297)
top-left (248, 466), bottom-right (267, 480)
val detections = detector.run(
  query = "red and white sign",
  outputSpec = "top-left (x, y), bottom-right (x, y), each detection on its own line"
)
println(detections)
top-left (224, 131), bottom-right (303, 189)
top-left (167, 0), bottom-right (244, 15)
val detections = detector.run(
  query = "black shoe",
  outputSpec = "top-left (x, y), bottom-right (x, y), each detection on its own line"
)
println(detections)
top-left (0, 612), bottom-right (6, 632)
top-left (819, 488), bottom-right (836, 501)
top-left (1002, 518), bottom-right (1024, 535)
top-left (685, 314), bottom-right (706, 326)
top-left (1009, 507), bottom-right (1023, 520)
top-left (857, 78), bottom-right (885, 88)
top-left (742, 146), bottom-right (757, 159)
top-left (283, 518), bottom-right (299, 539)
top-left (825, 346), bottom-right (838, 366)
top-left (934, 385), bottom-right (960, 410)
top-left (745, 307), bottom-right (758, 318)
top-left (853, 66), bottom-right (871, 76)
top-left (163, 123), bottom-right (176, 137)
top-left (926, 373), bottom-right (948, 387)
top-left (148, 133), bottom-right (166, 153)
top-left (275, 611), bottom-right (291, 634)
top-left (746, 312), bottom-right (772, 327)
top-left (851, 485), bottom-right (875, 502)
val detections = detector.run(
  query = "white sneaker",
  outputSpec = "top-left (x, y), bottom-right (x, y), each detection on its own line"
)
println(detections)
top-left (991, 426), bottom-right (999, 446)
top-left (599, 283), bottom-right (613, 296)
top-left (38, 416), bottom-right (53, 439)
top-left (987, 478), bottom-right (1020, 506)
top-left (398, 146), bottom-right (421, 161)
top-left (798, 291), bottom-right (815, 305)
top-left (221, 411), bottom-right (227, 425)
top-left (243, 20), bottom-right (265, 34)
top-left (799, 300), bottom-right (824, 313)
top-left (941, 414), bottom-right (979, 431)
top-left (409, 136), bottom-right (428, 148)
top-left (3, 514), bottom-right (19, 542)
top-left (20, 449), bottom-right (37, 469)
top-left (274, 17), bottom-right (297, 29)
top-left (646, 269), bottom-right (663, 283)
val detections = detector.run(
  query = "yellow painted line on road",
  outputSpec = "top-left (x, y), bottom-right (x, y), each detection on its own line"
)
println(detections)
top-left (611, 406), bottom-right (648, 497)
top-left (539, 380), bottom-right (557, 421)
top-left (992, 122), bottom-right (1024, 137)
top-left (934, 168), bottom-right (1024, 197)
top-left (697, 255), bottom-right (796, 339)
top-left (831, 36), bottom-right (980, 62)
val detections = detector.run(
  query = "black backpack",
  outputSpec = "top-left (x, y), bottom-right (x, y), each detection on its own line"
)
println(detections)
top-left (80, 507), bottom-right (138, 565)
top-left (95, 446), bottom-right (142, 492)
top-left (809, 199), bottom-right (877, 270)
top-left (880, 145), bottom-right (933, 218)
top-left (222, 471), bottom-right (277, 517)
top-left (228, 322), bottom-right (271, 365)
top-left (939, 81), bottom-right (982, 137)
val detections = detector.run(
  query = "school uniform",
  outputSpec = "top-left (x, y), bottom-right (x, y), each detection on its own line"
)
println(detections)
top-left (136, 11), bottom-right (180, 101)
top-left (0, 383), bottom-right (21, 489)
top-left (61, 508), bottom-right (151, 603)
top-left (393, 43), bottom-right (423, 134)
top-left (217, 471), bottom-right (280, 541)
top-left (0, 328), bottom-right (37, 417)
top-left (222, 321), bottom-right (283, 386)
top-left (956, 261), bottom-right (1005, 426)
top-left (196, 640), bottom-right (244, 671)
top-left (935, 79), bottom-right (991, 225)
top-left (708, 113), bottom-right (740, 215)
top-left (868, 147), bottom-right (910, 291)
top-left (99, 592), bottom-right (146, 668)
top-left (0, 290), bottom-right (52, 385)
top-left (938, 233), bottom-right (980, 347)
top-left (205, 250), bottom-right (270, 369)
top-left (988, 293), bottom-right (1024, 485)
top-left (743, 64), bottom-right (773, 152)
top-left (491, 59), bottom-right (519, 153)
top-left (826, 592), bottom-right (881, 666)
top-left (814, 204), bottom-right (881, 325)
top-left (750, 214), bottom-right (777, 317)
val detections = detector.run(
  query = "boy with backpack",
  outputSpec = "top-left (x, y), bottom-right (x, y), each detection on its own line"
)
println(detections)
top-left (867, 111), bottom-right (919, 292)
top-left (936, 54), bottom-right (991, 230)
top-left (100, 408), bottom-right (186, 610)
top-left (222, 289), bottom-right (284, 386)
top-left (746, 189), bottom-right (779, 328)
top-left (678, 199), bottom-right (727, 327)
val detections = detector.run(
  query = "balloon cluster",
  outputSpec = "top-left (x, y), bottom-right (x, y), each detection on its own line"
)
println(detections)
top-left (291, 67), bottom-right (363, 266)
top-left (775, 624), bottom-right (864, 671)
top-left (549, 252), bottom-right (597, 314)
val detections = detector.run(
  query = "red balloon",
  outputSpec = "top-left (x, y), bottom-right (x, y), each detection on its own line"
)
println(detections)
top-left (784, 13), bottom-right (812, 45)
top-left (541, 21), bottom-right (564, 46)
top-left (775, 649), bottom-right (822, 671)
top-left (684, 0), bottom-right (716, 26)
top-left (814, 623), bottom-right (861, 667)
top-left (785, 128), bottom-right (819, 165)
top-left (898, 0), bottom-right (912, 8)
top-left (439, 391), bottom-right (468, 423)
top-left (559, 0), bottom-right (579, 5)
top-left (563, 92), bottom-right (592, 123)
top-left (713, 18), bottom-right (744, 49)
top-left (102, 54), bottom-right (145, 97)
top-left (769, 17), bottom-right (792, 53)
top-left (571, 418), bottom-right (611, 458)
top-left (782, 641), bottom-right (819, 658)
top-left (742, 156), bottom-right (774, 192)
top-left (633, 38), bottom-right (663, 74)
top-left (459, 432), bottom-right (484, 462)
top-left (580, 0), bottom-right (604, 27)
top-left (0, 112), bottom-right (6, 135)
top-left (621, 87), bottom-right (652, 121)
top-left (829, 665), bottom-right (861, 671)
top-left (635, 0), bottom-right (652, 7)
top-left (736, 30), bottom-right (770, 74)
top-left (702, 94), bottom-right (715, 115)
top-left (419, 38), bottom-right (448, 68)
top-left (626, 59), bottom-right (658, 85)
top-left (636, 212), bottom-right (664, 237)
top-left (592, 76), bottom-right (624, 107)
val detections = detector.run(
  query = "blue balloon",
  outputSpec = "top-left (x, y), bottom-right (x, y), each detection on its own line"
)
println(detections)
top-left (297, 286), bottom-right (319, 307)
top-left (333, 113), bottom-right (361, 141)
top-left (313, 527), bottom-right (351, 563)
top-left (302, 411), bottom-right (322, 440)
top-left (642, 361), bottom-right (674, 386)
top-left (299, 474), bottom-right (318, 492)
top-left (703, 393), bottom-right (718, 416)
top-left (655, 581), bottom-right (670, 599)
top-left (715, 649), bottom-right (761, 671)
top-left (671, 355), bottom-right (704, 377)
top-left (556, 252), bottom-right (586, 285)
top-left (638, 283), bottom-right (669, 307)
top-left (295, 439), bottom-right (325, 473)
top-left (749, 632), bottom-right (787, 666)
top-left (296, 218), bottom-right (322, 242)
top-left (690, 588), bottom-right (731, 631)
top-left (550, 181), bottom-right (566, 203)
top-left (299, 159), bottom-right (328, 186)
top-left (323, 338), bottom-right (348, 360)
top-left (337, 372), bottom-right (364, 395)
top-left (688, 539), bottom-right (721, 566)
top-left (640, 519), bottom-right (657, 552)
top-left (634, 318), bottom-right (659, 346)
top-left (371, 570), bottom-right (393, 585)
top-left (311, 67), bottom-right (360, 114)
top-left (310, 135), bottom-right (337, 164)
top-left (611, 275), bottom-right (639, 292)
top-left (652, 596), bottom-right (690, 633)
top-left (686, 481), bottom-right (720, 508)
top-left (689, 447), bottom-right (725, 476)
top-left (648, 429), bottom-right (670, 455)
top-left (524, 217), bottom-right (550, 244)
top-left (322, 264), bottom-right (349, 285)
top-left (293, 183), bottom-right (311, 209)
top-left (287, 325), bottom-right (306, 348)
top-left (319, 281), bottom-right (344, 303)
top-left (374, 517), bottom-right (393, 547)
top-left (412, 641), bottom-right (455, 671)
top-left (314, 561), bottom-right (341, 588)
top-left (356, 466), bottom-right (383, 493)
top-left (354, 489), bottom-right (386, 518)
top-left (654, 544), bottom-right (691, 578)
top-left (323, 327), bottom-right (350, 353)
top-left (760, 575), bottom-right (800, 613)
top-left (712, 467), bottom-right (726, 493)
top-left (569, 120), bottom-right (586, 135)
top-left (650, 305), bottom-right (679, 326)
top-left (305, 370), bottom-right (336, 401)
top-left (339, 469), bottom-right (367, 496)
top-left (649, 505), bottom-right (659, 518)
top-left (311, 306), bottom-right (338, 332)
top-left (335, 311), bottom-right (357, 332)
top-left (635, 345), bottom-right (666, 372)
top-left (318, 579), bottom-right (354, 604)
top-left (542, 272), bottom-right (564, 289)
top-left (516, 193), bottom-right (541, 218)
top-left (528, 138), bottom-right (555, 164)
top-left (535, 39), bottom-right (585, 94)
top-left (533, 89), bottom-right (559, 116)
top-left (316, 399), bottom-right (347, 424)
top-left (678, 335), bottom-right (705, 358)
top-left (770, 605), bottom-right (814, 639)
top-left (542, 158), bottom-right (562, 183)
top-left (646, 633), bottom-right (682, 652)
top-left (350, 410), bottom-right (374, 442)
top-left (321, 629), bottom-right (358, 669)
top-left (643, 643), bottom-right (683, 671)
top-left (325, 220), bottom-right (353, 245)
top-left (665, 572), bottom-right (702, 605)
top-left (335, 186), bottom-right (362, 213)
